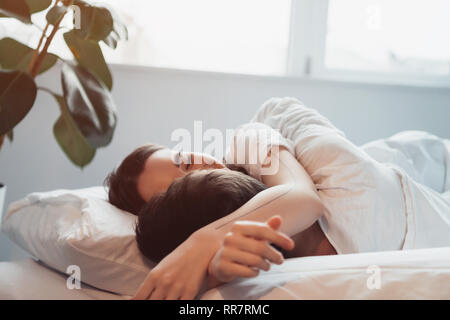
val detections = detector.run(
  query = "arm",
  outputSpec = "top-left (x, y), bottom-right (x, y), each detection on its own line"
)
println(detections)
top-left (133, 127), bottom-right (323, 300)
top-left (250, 97), bottom-right (375, 177)
top-left (202, 146), bottom-right (323, 239)
top-left (203, 147), bottom-right (324, 289)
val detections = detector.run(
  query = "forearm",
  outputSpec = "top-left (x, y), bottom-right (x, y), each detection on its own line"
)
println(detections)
top-left (197, 146), bottom-right (324, 239)
top-left (199, 184), bottom-right (323, 292)
top-left (203, 183), bottom-right (322, 238)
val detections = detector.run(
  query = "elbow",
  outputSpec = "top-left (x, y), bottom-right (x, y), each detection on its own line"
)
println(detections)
top-left (311, 195), bottom-right (325, 220)
top-left (291, 185), bottom-right (324, 220)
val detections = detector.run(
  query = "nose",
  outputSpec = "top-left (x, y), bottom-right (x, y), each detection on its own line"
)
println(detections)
top-left (191, 153), bottom-right (214, 166)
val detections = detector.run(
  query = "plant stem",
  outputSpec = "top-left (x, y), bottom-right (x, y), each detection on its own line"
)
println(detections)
top-left (37, 86), bottom-right (56, 96)
top-left (29, 0), bottom-right (66, 78)
top-left (27, 0), bottom-right (62, 75)
top-left (27, 22), bottom-right (50, 74)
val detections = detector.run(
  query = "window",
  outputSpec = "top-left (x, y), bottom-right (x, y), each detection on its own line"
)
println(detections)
top-left (98, 0), bottom-right (292, 76)
top-left (1, 0), bottom-right (449, 85)
top-left (288, 0), bottom-right (450, 85)
top-left (324, 0), bottom-right (450, 77)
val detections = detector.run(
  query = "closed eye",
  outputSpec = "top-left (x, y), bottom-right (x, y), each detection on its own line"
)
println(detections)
top-left (184, 153), bottom-right (192, 170)
top-left (175, 151), bottom-right (192, 171)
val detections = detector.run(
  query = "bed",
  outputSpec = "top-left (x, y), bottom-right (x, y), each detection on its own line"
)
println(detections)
top-left (0, 259), bottom-right (125, 300)
top-left (1, 123), bottom-right (449, 299)
top-left (1, 246), bottom-right (449, 300)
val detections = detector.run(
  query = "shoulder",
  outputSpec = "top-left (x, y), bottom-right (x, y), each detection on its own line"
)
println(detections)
top-left (229, 122), bottom-right (294, 156)
top-left (224, 122), bottom-right (295, 181)
top-left (251, 97), bottom-right (307, 122)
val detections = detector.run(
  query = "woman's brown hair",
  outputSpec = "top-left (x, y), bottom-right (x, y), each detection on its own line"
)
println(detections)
top-left (105, 145), bottom-right (249, 215)
top-left (104, 144), bottom-right (165, 215)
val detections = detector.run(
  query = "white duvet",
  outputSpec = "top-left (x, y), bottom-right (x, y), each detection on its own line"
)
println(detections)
top-left (201, 246), bottom-right (450, 300)
top-left (247, 97), bottom-right (450, 254)
top-left (1, 247), bottom-right (449, 299)
top-left (2, 97), bottom-right (449, 300)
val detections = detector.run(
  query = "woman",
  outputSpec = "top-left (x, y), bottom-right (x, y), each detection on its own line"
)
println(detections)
top-left (106, 97), bottom-right (450, 299)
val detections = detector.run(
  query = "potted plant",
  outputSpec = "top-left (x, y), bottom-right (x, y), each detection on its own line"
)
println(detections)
top-left (0, 183), bottom-right (5, 218)
top-left (0, 0), bottom-right (127, 212)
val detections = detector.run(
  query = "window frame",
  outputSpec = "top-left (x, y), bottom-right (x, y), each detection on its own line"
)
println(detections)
top-left (287, 0), bottom-right (450, 88)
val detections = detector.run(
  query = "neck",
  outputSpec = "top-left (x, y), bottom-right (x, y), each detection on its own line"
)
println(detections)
top-left (285, 221), bottom-right (336, 258)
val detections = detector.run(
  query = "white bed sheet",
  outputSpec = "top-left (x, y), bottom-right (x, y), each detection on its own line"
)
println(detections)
top-left (201, 247), bottom-right (450, 300)
top-left (1, 247), bottom-right (449, 299)
top-left (0, 259), bottom-right (127, 300)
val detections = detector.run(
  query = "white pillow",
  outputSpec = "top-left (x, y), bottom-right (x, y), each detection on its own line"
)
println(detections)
top-left (1, 187), bottom-right (154, 296)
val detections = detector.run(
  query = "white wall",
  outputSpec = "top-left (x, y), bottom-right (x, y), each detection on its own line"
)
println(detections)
top-left (1, 64), bottom-right (449, 261)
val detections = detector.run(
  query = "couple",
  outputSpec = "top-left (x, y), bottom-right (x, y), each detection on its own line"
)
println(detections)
top-left (105, 97), bottom-right (450, 300)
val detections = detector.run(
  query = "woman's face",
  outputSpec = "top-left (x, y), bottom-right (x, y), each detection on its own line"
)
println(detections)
top-left (137, 149), bottom-right (226, 202)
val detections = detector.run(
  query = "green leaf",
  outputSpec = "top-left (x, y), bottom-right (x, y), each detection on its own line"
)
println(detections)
top-left (25, 0), bottom-right (51, 14)
top-left (100, 6), bottom-right (128, 49)
top-left (0, 0), bottom-right (31, 23)
top-left (109, 7), bottom-right (128, 41)
top-left (114, 20), bottom-right (128, 41)
top-left (61, 62), bottom-right (117, 148)
top-left (0, 70), bottom-right (37, 136)
top-left (45, 4), bottom-right (66, 25)
top-left (0, 37), bottom-right (58, 75)
top-left (0, 128), bottom-right (13, 151)
top-left (75, 3), bottom-right (113, 42)
top-left (50, 92), bottom-right (96, 168)
top-left (0, 134), bottom-right (4, 151)
top-left (64, 30), bottom-right (112, 90)
top-left (102, 30), bottom-right (119, 49)
top-left (6, 128), bottom-right (13, 141)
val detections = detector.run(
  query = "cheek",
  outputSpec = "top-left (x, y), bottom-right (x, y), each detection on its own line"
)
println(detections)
top-left (136, 179), bottom-right (151, 202)
top-left (154, 171), bottom-right (185, 194)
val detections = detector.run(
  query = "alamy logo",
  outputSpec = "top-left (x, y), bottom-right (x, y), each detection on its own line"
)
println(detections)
top-left (366, 5), bottom-right (382, 31)
top-left (171, 121), bottom-right (282, 175)
top-left (66, 2), bottom-right (114, 30)
top-left (66, 265), bottom-right (81, 290)
top-left (68, 5), bottom-right (81, 29)
top-left (366, 265), bottom-right (381, 290)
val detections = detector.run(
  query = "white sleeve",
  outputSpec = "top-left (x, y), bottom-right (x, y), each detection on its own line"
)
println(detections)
top-left (249, 97), bottom-right (378, 186)
top-left (251, 97), bottom-right (346, 147)
top-left (224, 122), bottom-right (295, 181)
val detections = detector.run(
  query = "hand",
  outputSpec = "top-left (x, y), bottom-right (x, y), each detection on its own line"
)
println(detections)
top-left (207, 215), bottom-right (295, 283)
top-left (132, 228), bottom-right (222, 300)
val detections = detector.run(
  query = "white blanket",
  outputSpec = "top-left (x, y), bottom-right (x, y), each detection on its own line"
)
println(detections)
top-left (0, 259), bottom-right (126, 300)
top-left (201, 246), bottom-right (450, 299)
top-left (249, 97), bottom-right (450, 254)
top-left (2, 247), bottom-right (449, 299)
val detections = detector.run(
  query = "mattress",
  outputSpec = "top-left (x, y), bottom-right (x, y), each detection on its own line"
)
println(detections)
top-left (0, 259), bottom-right (126, 300)
top-left (1, 247), bottom-right (449, 299)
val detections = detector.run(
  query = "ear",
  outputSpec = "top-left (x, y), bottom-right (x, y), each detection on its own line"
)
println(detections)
top-left (267, 215), bottom-right (282, 230)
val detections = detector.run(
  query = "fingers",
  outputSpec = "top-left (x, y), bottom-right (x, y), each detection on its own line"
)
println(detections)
top-left (267, 215), bottom-right (282, 230)
top-left (180, 287), bottom-right (198, 300)
top-left (221, 261), bottom-right (260, 278)
top-left (165, 283), bottom-right (183, 300)
top-left (232, 221), bottom-right (295, 251)
top-left (224, 233), bottom-right (284, 264)
top-left (222, 247), bottom-right (271, 271)
top-left (149, 285), bottom-right (167, 300)
top-left (132, 273), bottom-right (155, 300)
top-left (165, 280), bottom-right (199, 300)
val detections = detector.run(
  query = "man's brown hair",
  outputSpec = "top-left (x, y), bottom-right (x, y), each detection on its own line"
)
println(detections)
top-left (135, 169), bottom-right (267, 263)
